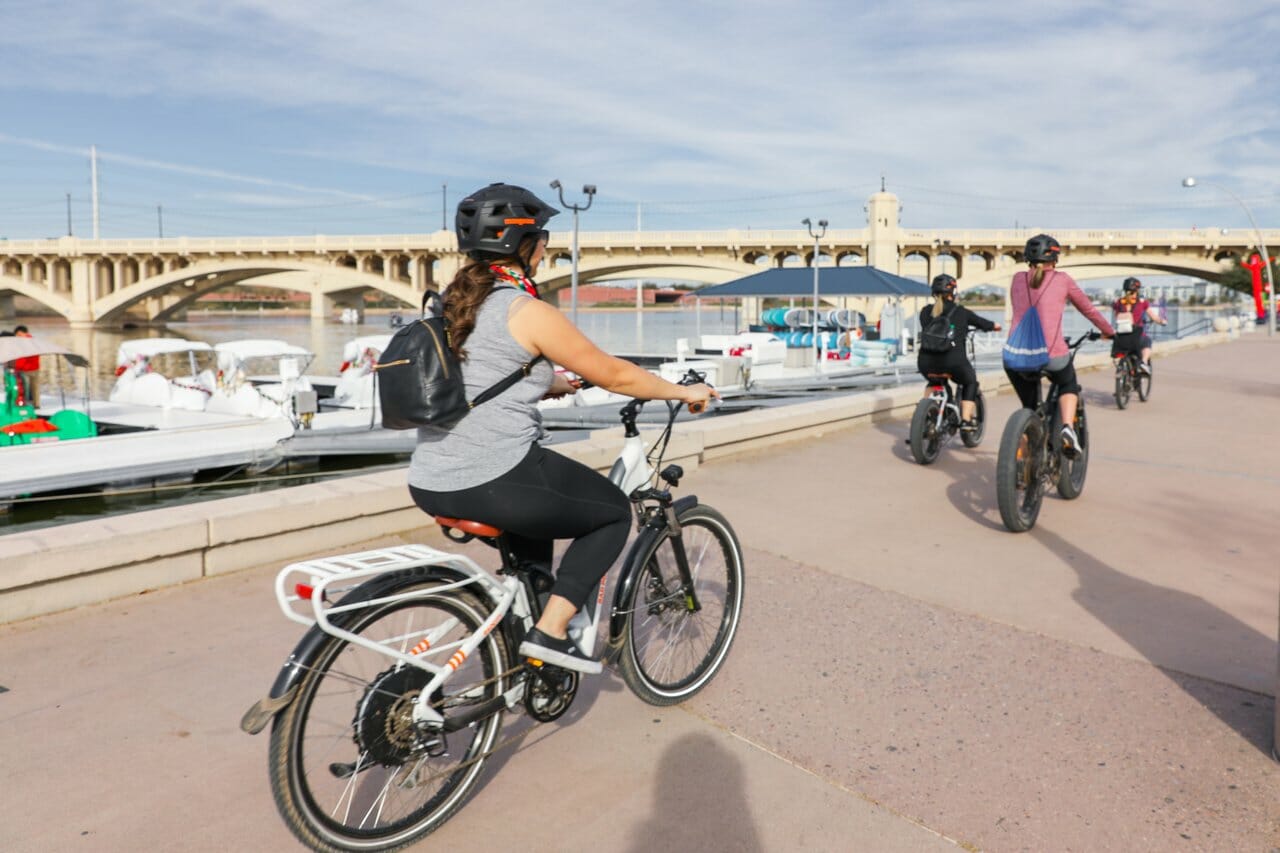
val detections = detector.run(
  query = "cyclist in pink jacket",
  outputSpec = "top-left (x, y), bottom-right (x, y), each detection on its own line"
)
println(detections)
top-left (1005, 234), bottom-right (1114, 457)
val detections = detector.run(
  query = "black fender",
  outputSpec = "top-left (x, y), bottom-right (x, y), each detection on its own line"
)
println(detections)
top-left (607, 494), bottom-right (698, 642)
top-left (241, 563), bottom-right (493, 735)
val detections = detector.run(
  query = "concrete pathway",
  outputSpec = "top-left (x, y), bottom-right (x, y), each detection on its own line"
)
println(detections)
top-left (2, 335), bottom-right (1277, 851)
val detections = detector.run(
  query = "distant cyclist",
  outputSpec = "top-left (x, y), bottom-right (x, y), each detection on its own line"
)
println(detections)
top-left (407, 183), bottom-right (715, 673)
top-left (1005, 235), bottom-right (1114, 458)
top-left (1110, 277), bottom-right (1167, 373)
top-left (916, 274), bottom-right (1000, 432)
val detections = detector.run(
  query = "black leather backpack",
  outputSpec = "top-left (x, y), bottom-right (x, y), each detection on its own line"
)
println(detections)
top-left (375, 291), bottom-right (542, 429)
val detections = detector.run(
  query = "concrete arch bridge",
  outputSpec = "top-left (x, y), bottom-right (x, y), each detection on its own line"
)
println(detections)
top-left (0, 192), bottom-right (1272, 327)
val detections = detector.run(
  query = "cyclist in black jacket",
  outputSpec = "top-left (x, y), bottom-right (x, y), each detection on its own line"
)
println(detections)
top-left (916, 274), bottom-right (1001, 432)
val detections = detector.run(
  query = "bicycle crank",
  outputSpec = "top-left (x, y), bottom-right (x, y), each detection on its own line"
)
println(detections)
top-left (522, 663), bottom-right (579, 722)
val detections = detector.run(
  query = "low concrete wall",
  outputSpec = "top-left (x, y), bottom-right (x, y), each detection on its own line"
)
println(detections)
top-left (0, 332), bottom-right (1231, 624)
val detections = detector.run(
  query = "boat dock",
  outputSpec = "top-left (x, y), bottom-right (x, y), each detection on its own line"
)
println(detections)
top-left (1, 330), bottom-right (1276, 850)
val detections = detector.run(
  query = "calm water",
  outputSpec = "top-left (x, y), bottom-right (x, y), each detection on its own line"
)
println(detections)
top-left (15, 306), bottom-right (746, 399)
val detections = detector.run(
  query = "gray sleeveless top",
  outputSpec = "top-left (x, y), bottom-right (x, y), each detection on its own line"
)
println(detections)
top-left (408, 287), bottom-right (553, 491)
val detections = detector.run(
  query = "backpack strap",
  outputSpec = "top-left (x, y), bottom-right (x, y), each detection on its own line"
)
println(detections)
top-left (421, 289), bottom-right (444, 317)
top-left (469, 355), bottom-right (547, 408)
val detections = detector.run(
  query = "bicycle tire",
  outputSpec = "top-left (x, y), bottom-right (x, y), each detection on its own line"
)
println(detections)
top-left (1137, 361), bottom-right (1152, 402)
top-left (996, 408), bottom-right (1045, 532)
top-left (1114, 366), bottom-right (1130, 409)
top-left (961, 390), bottom-right (986, 448)
top-left (617, 503), bottom-right (744, 706)
top-left (1056, 405), bottom-right (1089, 500)
top-left (909, 397), bottom-right (943, 465)
top-left (268, 581), bottom-right (507, 852)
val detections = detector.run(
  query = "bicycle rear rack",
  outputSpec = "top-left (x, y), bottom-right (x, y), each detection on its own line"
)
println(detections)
top-left (274, 544), bottom-right (505, 627)
top-left (275, 544), bottom-right (517, 697)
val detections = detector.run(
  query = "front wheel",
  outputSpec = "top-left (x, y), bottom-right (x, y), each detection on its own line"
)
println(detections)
top-left (996, 408), bottom-right (1046, 533)
top-left (961, 390), bottom-right (986, 448)
top-left (1056, 406), bottom-right (1089, 500)
top-left (909, 396), bottom-right (943, 464)
top-left (1137, 361), bottom-right (1152, 402)
top-left (617, 504), bottom-right (745, 706)
top-left (268, 582), bottom-right (507, 852)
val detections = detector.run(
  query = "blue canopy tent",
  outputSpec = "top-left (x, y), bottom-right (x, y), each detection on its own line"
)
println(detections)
top-left (693, 266), bottom-right (930, 299)
top-left (690, 266), bottom-right (930, 347)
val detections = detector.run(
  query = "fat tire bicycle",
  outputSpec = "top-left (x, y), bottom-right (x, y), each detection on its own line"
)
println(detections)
top-left (1112, 348), bottom-right (1151, 409)
top-left (908, 372), bottom-right (986, 465)
top-left (240, 371), bottom-right (745, 852)
top-left (995, 332), bottom-right (1099, 533)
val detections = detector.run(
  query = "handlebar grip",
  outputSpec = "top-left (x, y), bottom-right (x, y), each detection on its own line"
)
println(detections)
top-left (687, 400), bottom-right (706, 415)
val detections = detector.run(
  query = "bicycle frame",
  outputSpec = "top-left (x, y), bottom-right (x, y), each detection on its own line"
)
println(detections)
top-left (262, 386), bottom-right (701, 731)
top-left (1021, 332), bottom-right (1095, 475)
top-left (925, 380), bottom-right (961, 437)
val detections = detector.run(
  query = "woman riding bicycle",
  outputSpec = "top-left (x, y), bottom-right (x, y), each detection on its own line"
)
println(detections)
top-left (408, 182), bottom-right (716, 674)
top-left (1005, 234), bottom-right (1114, 458)
top-left (916, 273), bottom-right (1001, 432)
top-left (1111, 276), bottom-right (1167, 373)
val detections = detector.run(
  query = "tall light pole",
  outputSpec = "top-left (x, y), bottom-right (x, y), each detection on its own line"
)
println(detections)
top-left (802, 217), bottom-right (829, 368)
top-left (550, 180), bottom-right (596, 326)
top-left (1182, 177), bottom-right (1275, 336)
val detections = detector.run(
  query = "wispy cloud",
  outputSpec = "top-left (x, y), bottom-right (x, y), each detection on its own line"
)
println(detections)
top-left (0, 0), bottom-right (1276, 235)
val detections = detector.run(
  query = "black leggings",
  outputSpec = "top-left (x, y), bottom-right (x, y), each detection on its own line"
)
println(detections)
top-left (1005, 362), bottom-right (1080, 410)
top-left (917, 349), bottom-right (980, 402)
top-left (409, 443), bottom-right (631, 609)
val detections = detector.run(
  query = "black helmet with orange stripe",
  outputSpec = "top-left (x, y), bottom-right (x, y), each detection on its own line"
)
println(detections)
top-left (931, 273), bottom-right (958, 297)
top-left (1023, 234), bottom-right (1061, 265)
top-left (455, 183), bottom-right (559, 261)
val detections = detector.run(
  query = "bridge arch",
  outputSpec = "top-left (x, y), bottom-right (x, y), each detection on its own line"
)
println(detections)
top-left (91, 260), bottom-right (419, 324)
top-left (0, 274), bottom-right (76, 316)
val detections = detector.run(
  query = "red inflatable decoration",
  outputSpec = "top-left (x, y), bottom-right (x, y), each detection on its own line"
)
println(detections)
top-left (1240, 253), bottom-right (1269, 321)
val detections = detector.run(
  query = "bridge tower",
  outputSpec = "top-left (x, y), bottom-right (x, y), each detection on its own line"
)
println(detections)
top-left (866, 188), bottom-right (902, 273)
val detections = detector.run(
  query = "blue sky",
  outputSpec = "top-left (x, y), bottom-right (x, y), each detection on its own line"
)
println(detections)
top-left (0, 0), bottom-right (1276, 240)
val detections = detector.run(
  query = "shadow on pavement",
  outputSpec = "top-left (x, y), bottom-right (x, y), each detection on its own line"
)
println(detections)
top-left (875, 415), bottom-right (1008, 532)
top-left (1031, 524), bottom-right (1275, 755)
top-left (625, 732), bottom-right (763, 853)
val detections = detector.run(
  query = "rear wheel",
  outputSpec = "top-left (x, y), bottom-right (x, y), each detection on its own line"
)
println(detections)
top-left (996, 408), bottom-right (1045, 533)
top-left (268, 582), bottom-right (507, 852)
top-left (1137, 359), bottom-right (1152, 402)
top-left (909, 397), bottom-right (943, 464)
top-left (1114, 364), bottom-right (1130, 409)
top-left (618, 504), bottom-right (744, 706)
top-left (1056, 406), bottom-right (1089, 500)
top-left (961, 390), bottom-right (986, 448)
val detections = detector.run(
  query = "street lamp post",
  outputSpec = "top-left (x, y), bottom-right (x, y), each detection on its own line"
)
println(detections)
top-left (1182, 177), bottom-right (1276, 336)
top-left (802, 217), bottom-right (829, 369)
top-left (550, 180), bottom-right (597, 326)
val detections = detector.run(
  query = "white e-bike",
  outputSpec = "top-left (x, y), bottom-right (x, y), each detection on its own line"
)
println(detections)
top-left (241, 370), bottom-right (745, 852)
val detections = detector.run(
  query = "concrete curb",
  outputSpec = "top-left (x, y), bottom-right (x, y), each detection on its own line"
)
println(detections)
top-left (0, 331), bottom-right (1233, 624)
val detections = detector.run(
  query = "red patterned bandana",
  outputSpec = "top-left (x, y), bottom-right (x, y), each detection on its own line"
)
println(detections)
top-left (490, 265), bottom-right (540, 299)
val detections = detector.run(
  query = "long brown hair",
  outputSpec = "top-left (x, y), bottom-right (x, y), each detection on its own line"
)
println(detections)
top-left (443, 234), bottom-right (542, 360)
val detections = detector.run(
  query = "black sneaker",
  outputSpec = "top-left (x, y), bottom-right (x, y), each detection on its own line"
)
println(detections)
top-left (519, 627), bottom-right (602, 674)
top-left (1061, 424), bottom-right (1081, 459)
top-left (960, 419), bottom-right (979, 433)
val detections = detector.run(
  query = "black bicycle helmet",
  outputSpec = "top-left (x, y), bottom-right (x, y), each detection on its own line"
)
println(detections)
top-left (931, 273), bottom-right (958, 296)
top-left (1023, 234), bottom-right (1061, 265)
top-left (455, 183), bottom-right (559, 260)
top-left (1122, 276), bottom-right (1142, 293)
